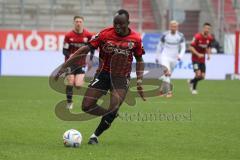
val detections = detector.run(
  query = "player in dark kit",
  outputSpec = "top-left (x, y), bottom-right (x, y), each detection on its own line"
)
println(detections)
top-left (188, 23), bottom-right (213, 94)
top-left (55, 9), bottom-right (145, 144)
top-left (63, 16), bottom-right (94, 109)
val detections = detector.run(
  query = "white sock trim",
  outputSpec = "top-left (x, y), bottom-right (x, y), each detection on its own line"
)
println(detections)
top-left (163, 76), bottom-right (171, 83)
top-left (90, 133), bottom-right (97, 138)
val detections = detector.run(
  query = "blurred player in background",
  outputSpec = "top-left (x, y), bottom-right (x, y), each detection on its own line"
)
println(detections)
top-left (56, 9), bottom-right (145, 144)
top-left (63, 16), bottom-right (94, 109)
top-left (188, 22), bottom-right (213, 94)
top-left (155, 20), bottom-right (186, 97)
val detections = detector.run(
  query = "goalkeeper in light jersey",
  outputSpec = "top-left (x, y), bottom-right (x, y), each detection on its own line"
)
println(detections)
top-left (155, 20), bottom-right (186, 97)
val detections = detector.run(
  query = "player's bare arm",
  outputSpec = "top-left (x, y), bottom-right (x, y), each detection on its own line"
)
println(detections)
top-left (135, 56), bottom-right (146, 101)
top-left (63, 46), bottom-right (70, 58)
top-left (66, 45), bottom-right (90, 67)
top-left (136, 56), bottom-right (144, 81)
top-left (178, 40), bottom-right (186, 60)
top-left (206, 47), bottom-right (211, 60)
top-left (55, 45), bottom-right (90, 80)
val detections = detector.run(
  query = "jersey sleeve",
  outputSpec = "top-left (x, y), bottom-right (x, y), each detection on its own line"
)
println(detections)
top-left (87, 31), bottom-right (103, 49)
top-left (161, 32), bottom-right (167, 43)
top-left (179, 36), bottom-right (186, 59)
top-left (63, 33), bottom-right (70, 56)
top-left (156, 33), bottom-right (166, 57)
top-left (190, 34), bottom-right (199, 47)
top-left (63, 34), bottom-right (70, 50)
top-left (134, 38), bottom-right (145, 57)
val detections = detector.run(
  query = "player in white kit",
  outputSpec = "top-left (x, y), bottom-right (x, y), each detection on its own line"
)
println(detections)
top-left (155, 20), bottom-right (186, 97)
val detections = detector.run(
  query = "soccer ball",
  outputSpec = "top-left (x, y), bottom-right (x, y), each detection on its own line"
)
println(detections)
top-left (63, 129), bottom-right (82, 147)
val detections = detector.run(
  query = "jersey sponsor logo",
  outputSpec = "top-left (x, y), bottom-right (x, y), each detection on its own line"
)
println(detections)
top-left (198, 44), bottom-right (208, 48)
top-left (102, 41), bottom-right (131, 56)
top-left (70, 43), bottom-right (85, 48)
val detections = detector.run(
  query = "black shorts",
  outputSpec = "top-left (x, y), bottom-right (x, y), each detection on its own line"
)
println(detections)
top-left (192, 62), bottom-right (206, 73)
top-left (68, 65), bottom-right (85, 75)
top-left (88, 71), bottom-right (130, 94)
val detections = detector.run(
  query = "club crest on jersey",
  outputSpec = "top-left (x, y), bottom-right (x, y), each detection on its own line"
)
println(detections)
top-left (128, 41), bottom-right (135, 49)
top-left (83, 37), bottom-right (88, 43)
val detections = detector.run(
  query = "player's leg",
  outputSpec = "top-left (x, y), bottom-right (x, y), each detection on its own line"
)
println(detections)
top-left (65, 65), bottom-right (83, 109)
top-left (66, 67), bottom-right (85, 109)
top-left (200, 72), bottom-right (205, 81)
top-left (192, 70), bottom-right (202, 94)
top-left (189, 62), bottom-right (203, 94)
top-left (74, 67), bottom-right (86, 88)
top-left (74, 73), bottom-right (85, 88)
top-left (160, 57), bottom-right (171, 82)
top-left (194, 63), bottom-right (206, 92)
top-left (200, 63), bottom-right (206, 80)
top-left (159, 57), bottom-right (172, 96)
top-left (88, 88), bottom-right (128, 144)
top-left (82, 72), bottom-right (111, 116)
top-left (66, 74), bottom-right (75, 109)
top-left (165, 60), bottom-right (177, 97)
top-left (88, 76), bottom-right (129, 144)
top-left (82, 87), bottom-right (108, 116)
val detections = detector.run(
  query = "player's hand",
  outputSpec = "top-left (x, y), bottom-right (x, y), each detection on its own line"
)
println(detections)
top-left (207, 55), bottom-right (210, 60)
top-left (137, 79), bottom-right (146, 101)
top-left (54, 68), bottom-right (65, 81)
top-left (197, 53), bottom-right (204, 58)
top-left (177, 55), bottom-right (181, 61)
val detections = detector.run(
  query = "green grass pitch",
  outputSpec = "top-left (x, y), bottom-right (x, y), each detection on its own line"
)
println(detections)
top-left (0, 77), bottom-right (240, 160)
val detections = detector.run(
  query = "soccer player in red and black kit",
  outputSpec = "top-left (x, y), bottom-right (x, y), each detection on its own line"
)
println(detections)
top-left (63, 16), bottom-right (94, 109)
top-left (188, 23), bottom-right (213, 94)
top-left (55, 9), bottom-right (145, 144)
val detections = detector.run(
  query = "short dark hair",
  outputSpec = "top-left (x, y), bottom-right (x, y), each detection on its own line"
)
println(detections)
top-left (115, 9), bottom-right (129, 20)
top-left (73, 16), bottom-right (84, 21)
top-left (203, 22), bottom-right (211, 27)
